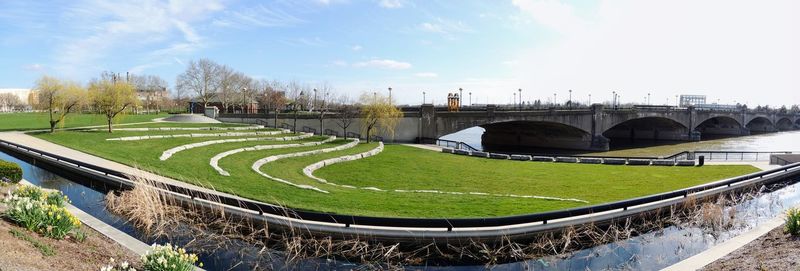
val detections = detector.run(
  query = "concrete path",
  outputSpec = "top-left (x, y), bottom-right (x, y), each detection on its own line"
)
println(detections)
top-left (402, 144), bottom-right (442, 152)
top-left (705, 161), bottom-right (778, 171)
top-left (662, 213), bottom-right (785, 270)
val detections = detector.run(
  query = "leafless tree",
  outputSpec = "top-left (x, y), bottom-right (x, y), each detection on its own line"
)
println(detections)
top-left (176, 58), bottom-right (220, 110)
top-left (0, 93), bottom-right (23, 112)
top-left (334, 94), bottom-right (358, 139)
top-left (130, 74), bottom-right (168, 112)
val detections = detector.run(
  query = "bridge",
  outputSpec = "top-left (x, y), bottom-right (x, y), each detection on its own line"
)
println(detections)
top-left (219, 105), bottom-right (800, 152)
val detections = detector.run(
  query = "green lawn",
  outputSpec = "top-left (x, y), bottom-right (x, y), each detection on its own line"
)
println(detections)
top-left (0, 112), bottom-right (168, 131)
top-left (32, 125), bottom-right (760, 218)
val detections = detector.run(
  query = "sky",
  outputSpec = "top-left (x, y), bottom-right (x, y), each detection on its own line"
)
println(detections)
top-left (0, 0), bottom-right (798, 107)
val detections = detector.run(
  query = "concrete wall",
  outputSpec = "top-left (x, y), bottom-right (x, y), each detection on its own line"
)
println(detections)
top-left (218, 116), bottom-right (421, 143)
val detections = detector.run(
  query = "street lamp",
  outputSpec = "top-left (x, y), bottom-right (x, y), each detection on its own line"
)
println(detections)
top-left (554, 93), bottom-right (557, 106)
top-left (242, 87), bottom-right (248, 114)
top-left (469, 92), bottom-right (472, 106)
top-left (388, 87), bottom-right (392, 104)
top-left (459, 88), bottom-right (463, 109)
top-left (423, 91), bottom-right (426, 104)
top-left (568, 89), bottom-right (572, 108)
top-left (513, 93), bottom-right (516, 109)
top-left (589, 94), bottom-right (592, 105)
top-left (518, 88), bottom-right (522, 110)
top-left (294, 91), bottom-right (305, 133)
top-left (313, 88), bottom-right (318, 112)
top-left (647, 92), bottom-right (651, 105)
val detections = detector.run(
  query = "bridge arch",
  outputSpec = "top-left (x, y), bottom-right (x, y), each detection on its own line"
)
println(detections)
top-left (745, 116), bottom-right (776, 133)
top-left (480, 120), bottom-right (595, 152)
top-left (776, 118), bottom-right (794, 131)
top-left (693, 116), bottom-right (746, 137)
top-left (602, 116), bottom-right (692, 141)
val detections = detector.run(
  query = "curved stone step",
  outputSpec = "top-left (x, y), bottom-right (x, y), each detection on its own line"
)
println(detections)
top-left (108, 129), bottom-right (290, 141)
top-left (159, 133), bottom-right (313, 160)
top-left (211, 136), bottom-right (338, 176)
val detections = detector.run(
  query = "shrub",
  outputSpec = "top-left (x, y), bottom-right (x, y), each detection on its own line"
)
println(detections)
top-left (0, 160), bottom-right (22, 183)
top-left (785, 208), bottom-right (800, 236)
top-left (3, 186), bottom-right (80, 239)
top-left (141, 243), bottom-right (201, 271)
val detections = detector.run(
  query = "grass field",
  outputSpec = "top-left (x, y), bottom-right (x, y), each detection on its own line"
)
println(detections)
top-left (32, 123), bottom-right (760, 218)
top-left (0, 112), bottom-right (169, 131)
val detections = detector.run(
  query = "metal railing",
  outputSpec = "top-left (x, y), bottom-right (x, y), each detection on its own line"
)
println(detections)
top-left (2, 139), bottom-right (800, 233)
top-left (663, 151), bottom-right (796, 161)
top-left (432, 138), bottom-right (480, 152)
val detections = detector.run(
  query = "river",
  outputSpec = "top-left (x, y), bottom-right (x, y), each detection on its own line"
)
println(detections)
top-left (441, 127), bottom-right (800, 157)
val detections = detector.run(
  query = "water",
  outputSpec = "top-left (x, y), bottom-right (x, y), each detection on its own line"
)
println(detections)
top-left (442, 128), bottom-right (800, 157)
top-left (3, 140), bottom-right (800, 270)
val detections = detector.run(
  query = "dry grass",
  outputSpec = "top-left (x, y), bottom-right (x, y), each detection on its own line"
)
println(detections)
top-left (104, 175), bottom-right (780, 269)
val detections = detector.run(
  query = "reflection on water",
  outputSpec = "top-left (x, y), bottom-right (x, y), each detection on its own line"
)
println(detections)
top-left (442, 128), bottom-right (800, 157)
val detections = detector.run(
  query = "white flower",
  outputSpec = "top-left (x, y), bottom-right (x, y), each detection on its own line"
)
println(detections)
top-left (120, 261), bottom-right (129, 268)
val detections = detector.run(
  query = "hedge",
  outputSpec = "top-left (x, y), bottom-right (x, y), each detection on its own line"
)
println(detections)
top-left (0, 160), bottom-right (22, 183)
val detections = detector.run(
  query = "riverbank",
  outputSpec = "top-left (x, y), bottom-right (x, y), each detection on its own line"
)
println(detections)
top-left (703, 223), bottom-right (800, 270)
top-left (0, 184), bottom-right (139, 270)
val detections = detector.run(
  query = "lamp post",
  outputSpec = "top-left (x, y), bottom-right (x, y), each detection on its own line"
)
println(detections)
top-left (423, 91), bottom-right (426, 104)
top-left (313, 88), bottom-right (318, 112)
top-left (554, 93), bottom-right (557, 106)
top-left (388, 87), bottom-right (392, 105)
top-left (589, 94), bottom-right (592, 105)
top-left (294, 91), bottom-right (305, 133)
top-left (568, 89), bottom-right (572, 108)
top-left (373, 91), bottom-right (377, 103)
top-left (459, 88), bottom-right (463, 109)
top-left (518, 88), bottom-right (522, 110)
top-left (469, 92), bottom-right (472, 106)
top-left (242, 87), bottom-right (248, 114)
top-left (513, 93), bottom-right (516, 109)
top-left (647, 92), bottom-right (651, 105)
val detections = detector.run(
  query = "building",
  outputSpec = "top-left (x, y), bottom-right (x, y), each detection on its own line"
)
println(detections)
top-left (679, 95), bottom-right (706, 107)
top-left (0, 88), bottom-right (36, 112)
top-left (135, 87), bottom-right (169, 112)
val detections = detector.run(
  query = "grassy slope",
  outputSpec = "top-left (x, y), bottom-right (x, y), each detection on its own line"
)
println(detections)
top-left (0, 112), bottom-right (168, 131)
top-left (33, 128), bottom-right (759, 218)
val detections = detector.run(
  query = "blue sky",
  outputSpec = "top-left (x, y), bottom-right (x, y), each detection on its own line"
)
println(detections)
top-left (1, 0), bottom-right (798, 106)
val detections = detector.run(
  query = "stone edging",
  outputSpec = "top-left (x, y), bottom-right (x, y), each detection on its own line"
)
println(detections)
top-left (441, 148), bottom-right (697, 167)
top-left (250, 139), bottom-right (361, 193)
top-left (211, 136), bottom-right (338, 176)
top-left (159, 133), bottom-right (313, 160)
top-left (302, 142), bottom-right (385, 188)
top-left (87, 125), bottom-right (263, 131)
top-left (108, 129), bottom-right (290, 141)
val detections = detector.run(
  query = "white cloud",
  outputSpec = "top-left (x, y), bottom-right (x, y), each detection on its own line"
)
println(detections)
top-left (23, 63), bottom-right (45, 72)
top-left (379, 0), bottom-right (404, 8)
top-left (418, 17), bottom-right (472, 36)
top-left (214, 5), bottom-right (305, 29)
top-left (353, 59), bottom-right (412, 69)
top-left (415, 72), bottom-right (438, 78)
top-left (351, 45), bottom-right (363, 51)
top-left (509, 0), bottom-right (800, 106)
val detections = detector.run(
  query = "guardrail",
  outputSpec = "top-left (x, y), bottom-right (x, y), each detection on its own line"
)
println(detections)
top-left (663, 151), bottom-right (797, 161)
top-left (434, 138), bottom-right (480, 152)
top-left (3, 139), bottom-right (800, 234)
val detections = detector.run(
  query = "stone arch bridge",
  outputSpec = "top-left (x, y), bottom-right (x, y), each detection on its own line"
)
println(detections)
top-left (420, 105), bottom-right (800, 151)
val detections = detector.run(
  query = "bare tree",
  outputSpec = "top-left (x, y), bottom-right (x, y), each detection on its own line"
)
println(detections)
top-left (0, 93), bottom-right (22, 112)
top-left (216, 65), bottom-right (236, 113)
top-left (130, 74), bottom-right (168, 113)
top-left (176, 58), bottom-right (220, 110)
top-left (34, 76), bottom-right (86, 133)
top-left (334, 94), bottom-right (357, 139)
top-left (231, 72), bottom-right (253, 113)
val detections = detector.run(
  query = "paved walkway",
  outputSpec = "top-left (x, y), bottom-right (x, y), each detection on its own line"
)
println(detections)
top-left (401, 144), bottom-right (442, 152)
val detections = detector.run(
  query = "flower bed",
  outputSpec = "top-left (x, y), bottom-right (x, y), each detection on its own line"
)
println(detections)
top-left (3, 186), bottom-right (81, 239)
